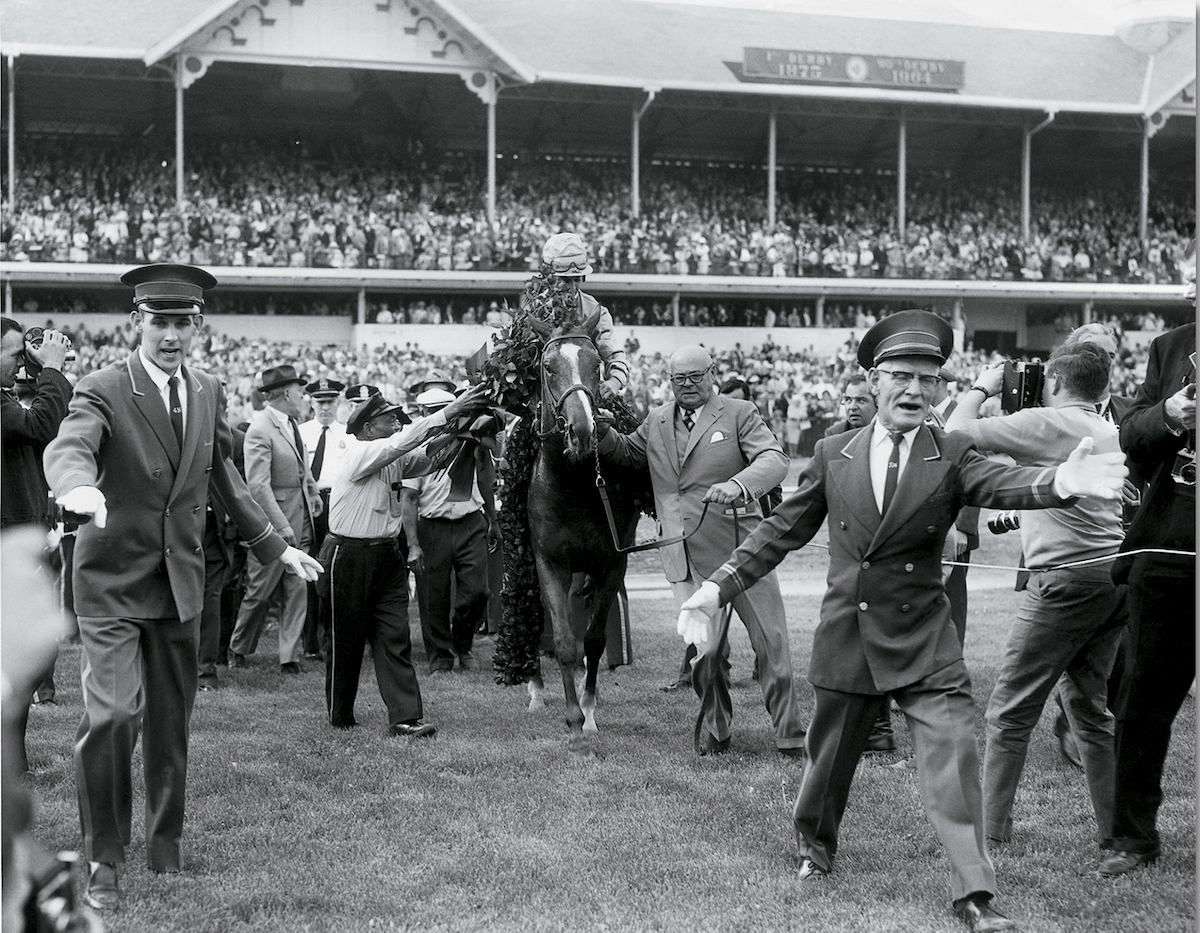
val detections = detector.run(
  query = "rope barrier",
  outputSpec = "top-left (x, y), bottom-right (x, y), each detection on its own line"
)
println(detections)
top-left (799, 543), bottom-right (1195, 573)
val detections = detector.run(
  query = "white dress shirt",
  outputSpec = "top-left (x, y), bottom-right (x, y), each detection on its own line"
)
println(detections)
top-left (138, 347), bottom-right (188, 436)
top-left (869, 420), bottom-right (920, 514)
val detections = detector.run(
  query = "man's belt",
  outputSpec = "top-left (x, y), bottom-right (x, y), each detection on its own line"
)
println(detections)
top-left (326, 533), bottom-right (397, 548)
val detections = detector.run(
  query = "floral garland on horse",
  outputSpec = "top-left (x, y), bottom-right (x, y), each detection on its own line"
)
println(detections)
top-left (432, 266), bottom-right (653, 686)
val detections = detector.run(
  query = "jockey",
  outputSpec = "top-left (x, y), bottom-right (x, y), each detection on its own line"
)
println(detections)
top-left (531, 232), bottom-right (630, 399)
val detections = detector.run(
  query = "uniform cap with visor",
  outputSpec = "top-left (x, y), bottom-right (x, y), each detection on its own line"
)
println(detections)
top-left (347, 395), bottom-right (411, 435)
top-left (120, 263), bottom-right (217, 313)
top-left (542, 232), bottom-right (593, 277)
top-left (857, 309), bottom-right (954, 370)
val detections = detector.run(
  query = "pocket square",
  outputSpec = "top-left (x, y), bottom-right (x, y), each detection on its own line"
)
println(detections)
top-left (710, 431), bottom-right (725, 442)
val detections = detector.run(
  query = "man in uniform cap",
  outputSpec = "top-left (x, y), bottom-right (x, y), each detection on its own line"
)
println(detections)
top-left (298, 377), bottom-right (348, 659)
top-left (319, 381), bottom-right (486, 737)
top-left (43, 263), bottom-right (321, 910)
top-left (227, 364), bottom-right (322, 674)
top-left (678, 309), bottom-right (1129, 932)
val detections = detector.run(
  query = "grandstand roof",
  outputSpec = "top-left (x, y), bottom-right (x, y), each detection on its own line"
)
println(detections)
top-left (3, 0), bottom-right (1194, 116)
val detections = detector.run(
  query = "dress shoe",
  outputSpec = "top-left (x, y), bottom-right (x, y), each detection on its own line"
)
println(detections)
top-left (954, 893), bottom-right (1016, 932)
top-left (197, 682), bottom-right (217, 692)
top-left (797, 857), bottom-right (828, 881)
top-left (1052, 712), bottom-right (1083, 770)
top-left (457, 652), bottom-right (477, 671)
top-left (84, 862), bottom-right (119, 911)
top-left (280, 662), bottom-right (303, 674)
top-left (865, 732), bottom-right (896, 753)
top-left (778, 745), bottom-right (806, 760)
top-left (228, 652), bottom-right (247, 669)
top-left (1098, 850), bottom-right (1158, 876)
top-left (304, 651), bottom-right (324, 662)
top-left (390, 719), bottom-right (437, 738)
top-left (428, 662), bottom-right (453, 676)
top-left (659, 678), bottom-right (692, 693)
top-left (696, 732), bottom-right (730, 756)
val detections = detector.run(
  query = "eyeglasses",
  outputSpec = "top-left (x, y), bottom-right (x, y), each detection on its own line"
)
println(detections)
top-left (877, 369), bottom-right (940, 392)
top-left (670, 370), bottom-right (711, 387)
top-left (842, 395), bottom-right (872, 406)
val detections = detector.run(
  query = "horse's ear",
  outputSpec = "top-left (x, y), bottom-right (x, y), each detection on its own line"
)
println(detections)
top-left (582, 308), bottom-right (602, 338)
top-left (528, 316), bottom-right (553, 341)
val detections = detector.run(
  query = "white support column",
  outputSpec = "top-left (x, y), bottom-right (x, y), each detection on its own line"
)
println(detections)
top-left (631, 89), bottom-right (656, 220)
top-left (1139, 118), bottom-right (1150, 245)
top-left (1022, 111), bottom-right (1056, 242)
top-left (767, 102), bottom-right (777, 228)
top-left (1082, 299), bottom-right (1094, 324)
top-left (357, 288), bottom-right (367, 325)
top-left (897, 117), bottom-right (907, 242)
top-left (815, 295), bottom-right (825, 328)
top-left (487, 85), bottom-right (497, 227)
top-left (632, 105), bottom-right (641, 219)
top-left (7, 55), bottom-right (15, 209)
top-left (175, 55), bottom-right (185, 207)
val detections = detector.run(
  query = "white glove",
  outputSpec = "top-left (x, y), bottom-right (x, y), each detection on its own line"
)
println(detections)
top-left (279, 545), bottom-right (323, 582)
top-left (1053, 437), bottom-right (1129, 501)
top-left (57, 486), bottom-right (107, 529)
top-left (677, 581), bottom-right (721, 647)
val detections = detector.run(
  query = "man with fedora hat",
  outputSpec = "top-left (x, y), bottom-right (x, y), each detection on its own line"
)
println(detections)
top-left (298, 376), bottom-right (348, 660)
top-left (43, 263), bottom-right (321, 910)
top-left (321, 381), bottom-right (486, 736)
top-left (678, 309), bottom-right (1129, 932)
top-left (228, 363), bottom-right (322, 674)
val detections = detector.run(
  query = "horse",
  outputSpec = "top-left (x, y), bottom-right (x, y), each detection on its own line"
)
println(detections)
top-left (524, 310), bottom-right (641, 756)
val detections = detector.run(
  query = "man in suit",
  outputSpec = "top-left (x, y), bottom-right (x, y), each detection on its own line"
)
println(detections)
top-left (297, 376), bottom-right (348, 661)
top-left (42, 263), bottom-right (321, 910)
top-left (823, 374), bottom-right (876, 438)
top-left (679, 310), bottom-right (1128, 932)
top-left (1098, 280), bottom-right (1195, 874)
top-left (228, 364), bottom-right (322, 674)
top-left (597, 344), bottom-right (807, 759)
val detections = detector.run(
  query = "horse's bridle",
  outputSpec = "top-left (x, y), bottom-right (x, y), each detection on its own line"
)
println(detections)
top-left (536, 333), bottom-right (599, 438)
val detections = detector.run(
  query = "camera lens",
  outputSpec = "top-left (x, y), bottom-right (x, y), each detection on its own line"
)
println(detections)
top-left (1181, 462), bottom-right (1196, 486)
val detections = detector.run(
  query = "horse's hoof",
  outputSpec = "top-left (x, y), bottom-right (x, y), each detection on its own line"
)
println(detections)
top-left (528, 695), bottom-right (546, 711)
top-left (582, 717), bottom-right (598, 734)
top-left (568, 734), bottom-right (598, 758)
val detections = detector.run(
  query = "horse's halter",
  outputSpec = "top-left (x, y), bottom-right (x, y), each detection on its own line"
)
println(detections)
top-left (537, 333), bottom-right (600, 438)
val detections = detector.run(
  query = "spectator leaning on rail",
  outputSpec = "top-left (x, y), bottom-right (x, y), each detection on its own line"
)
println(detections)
top-left (945, 341), bottom-right (1129, 851)
top-left (40, 263), bottom-right (322, 912)
top-left (677, 309), bottom-right (1129, 933)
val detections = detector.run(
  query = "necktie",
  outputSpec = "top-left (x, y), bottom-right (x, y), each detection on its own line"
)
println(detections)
top-left (290, 418), bottom-right (306, 463)
top-left (168, 375), bottom-right (184, 449)
top-left (682, 409), bottom-right (695, 432)
top-left (881, 432), bottom-right (903, 515)
top-left (311, 426), bottom-right (329, 480)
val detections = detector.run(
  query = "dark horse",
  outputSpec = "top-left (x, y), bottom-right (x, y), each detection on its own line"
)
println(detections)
top-left (525, 311), bottom-right (641, 755)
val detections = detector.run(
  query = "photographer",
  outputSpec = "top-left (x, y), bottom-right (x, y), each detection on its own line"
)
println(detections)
top-left (946, 341), bottom-right (1128, 850)
top-left (0, 317), bottom-right (73, 776)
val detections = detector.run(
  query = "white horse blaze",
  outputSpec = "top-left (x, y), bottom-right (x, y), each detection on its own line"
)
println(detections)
top-left (559, 343), bottom-right (594, 431)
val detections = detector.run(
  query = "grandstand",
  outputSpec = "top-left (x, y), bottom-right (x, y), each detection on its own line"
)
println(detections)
top-left (1, 0), bottom-right (1195, 356)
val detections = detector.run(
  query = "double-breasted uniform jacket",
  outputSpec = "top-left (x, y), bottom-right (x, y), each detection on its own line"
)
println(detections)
top-left (712, 423), bottom-right (1070, 695)
top-left (598, 394), bottom-right (788, 582)
top-left (43, 353), bottom-right (285, 621)
top-left (243, 407), bottom-right (321, 543)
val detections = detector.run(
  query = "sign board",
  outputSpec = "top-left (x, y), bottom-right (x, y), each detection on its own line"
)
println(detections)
top-left (743, 48), bottom-right (965, 91)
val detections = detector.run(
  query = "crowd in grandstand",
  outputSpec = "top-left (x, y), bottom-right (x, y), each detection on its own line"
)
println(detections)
top-left (34, 315), bottom-right (1152, 452)
top-left (3, 138), bottom-right (1194, 286)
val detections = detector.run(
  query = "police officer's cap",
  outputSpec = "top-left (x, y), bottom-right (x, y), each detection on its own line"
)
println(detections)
top-left (344, 384), bottom-right (382, 405)
top-left (120, 263), bottom-right (217, 312)
top-left (306, 377), bottom-right (346, 399)
top-left (857, 310), bottom-right (953, 370)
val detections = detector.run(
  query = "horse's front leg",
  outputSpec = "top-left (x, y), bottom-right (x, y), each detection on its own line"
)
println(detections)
top-left (580, 561), bottom-right (625, 735)
top-left (535, 554), bottom-right (592, 756)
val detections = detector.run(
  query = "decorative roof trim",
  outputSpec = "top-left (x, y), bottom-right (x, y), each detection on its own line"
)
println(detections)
top-left (144, 0), bottom-right (241, 66)
top-left (435, 0), bottom-right (536, 85)
top-left (1, 43), bottom-right (145, 59)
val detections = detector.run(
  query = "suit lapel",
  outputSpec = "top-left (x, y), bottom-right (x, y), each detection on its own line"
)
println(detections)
top-left (658, 404), bottom-right (681, 474)
top-left (127, 354), bottom-right (180, 470)
top-left (682, 397), bottom-right (720, 464)
top-left (870, 425), bottom-right (951, 551)
top-left (828, 427), bottom-right (879, 539)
